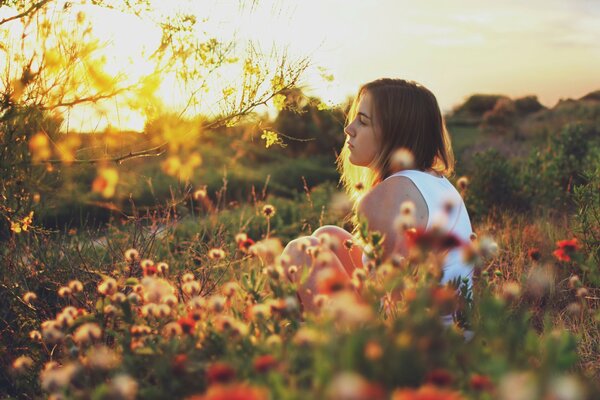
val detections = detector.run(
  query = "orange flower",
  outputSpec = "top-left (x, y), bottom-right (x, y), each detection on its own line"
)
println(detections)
top-left (392, 385), bottom-right (464, 400)
top-left (187, 384), bottom-right (268, 400)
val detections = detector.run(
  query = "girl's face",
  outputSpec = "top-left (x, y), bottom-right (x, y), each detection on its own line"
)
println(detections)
top-left (344, 91), bottom-right (380, 167)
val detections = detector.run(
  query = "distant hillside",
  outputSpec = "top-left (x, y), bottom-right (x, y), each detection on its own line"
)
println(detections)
top-left (446, 94), bottom-right (546, 126)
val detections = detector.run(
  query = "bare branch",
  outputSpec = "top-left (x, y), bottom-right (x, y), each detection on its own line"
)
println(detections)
top-left (0, 0), bottom-right (52, 27)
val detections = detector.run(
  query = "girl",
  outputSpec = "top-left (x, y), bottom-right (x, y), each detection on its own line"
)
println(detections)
top-left (282, 78), bottom-right (473, 312)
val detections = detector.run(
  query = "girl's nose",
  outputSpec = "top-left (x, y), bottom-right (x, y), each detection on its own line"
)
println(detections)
top-left (344, 124), bottom-right (355, 137)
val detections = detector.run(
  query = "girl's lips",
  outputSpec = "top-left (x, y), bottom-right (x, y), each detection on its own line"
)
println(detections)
top-left (347, 142), bottom-right (354, 149)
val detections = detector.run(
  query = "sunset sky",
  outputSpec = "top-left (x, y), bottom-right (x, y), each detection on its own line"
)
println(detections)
top-left (4, 0), bottom-right (600, 131)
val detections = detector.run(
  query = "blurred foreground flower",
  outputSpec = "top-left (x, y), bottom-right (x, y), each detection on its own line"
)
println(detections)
top-left (92, 167), bottom-right (119, 198)
top-left (392, 385), bottom-right (464, 400)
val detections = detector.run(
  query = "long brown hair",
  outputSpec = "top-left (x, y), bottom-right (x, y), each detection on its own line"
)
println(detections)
top-left (337, 78), bottom-right (454, 204)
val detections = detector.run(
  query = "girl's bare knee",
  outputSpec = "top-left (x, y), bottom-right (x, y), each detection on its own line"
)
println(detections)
top-left (313, 225), bottom-right (350, 239)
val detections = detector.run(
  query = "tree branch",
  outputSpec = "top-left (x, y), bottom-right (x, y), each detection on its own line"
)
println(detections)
top-left (0, 0), bottom-right (52, 27)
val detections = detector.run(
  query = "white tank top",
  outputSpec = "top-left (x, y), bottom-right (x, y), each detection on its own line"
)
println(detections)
top-left (362, 170), bottom-right (474, 289)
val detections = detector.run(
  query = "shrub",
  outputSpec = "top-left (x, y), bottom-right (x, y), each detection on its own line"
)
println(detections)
top-left (463, 149), bottom-right (528, 219)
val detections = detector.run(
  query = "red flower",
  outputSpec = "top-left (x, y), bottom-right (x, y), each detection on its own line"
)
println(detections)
top-left (425, 369), bottom-right (454, 387)
top-left (177, 316), bottom-right (196, 334)
top-left (253, 355), bottom-right (277, 373)
top-left (238, 238), bottom-right (255, 254)
top-left (469, 374), bottom-right (494, 392)
top-left (206, 362), bottom-right (236, 384)
top-left (143, 265), bottom-right (158, 276)
top-left (553, 238), bottom-right (580, 262)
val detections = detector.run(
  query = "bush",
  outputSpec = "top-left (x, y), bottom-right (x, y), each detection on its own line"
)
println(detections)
top-left (464, 149), bottom-right (528, 219)
top-left (522, 123), bottom-right (600, 211)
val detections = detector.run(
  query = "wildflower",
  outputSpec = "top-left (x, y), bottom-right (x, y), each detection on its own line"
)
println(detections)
top-left (469, 374), bottom-right (494, 391)
top-left (206, 362), bottom-right (236, 384)
top-left (112, 292), bottom-right (127, 303)
top-left (142, 277), bottom-right (176, 304)
top-left (266, 334), bottom-right (282, 347)
top-left (208, 248), bottom-right (226, 260)
top-left (193, 187), bottom-right (207, 200)
top-left (163, 322), bottom-right (183, 337)
top-left (313, 294), bottom-right (329, 309)
top-left (103, 305), bottom-right (117, 316)
top-left (264, 264), bottom-right (284, 280)
top-left (400, 200), bottom-right (416, 216)
top-left (73, 323), bottom-right (102, 345)
top-left (478, 236), bottom-right (499, 258)
top-left (124, 248), bottom-right (140, 262)
top-left (353, 268), bottom-right (367, 282)
top-left (316, 267), bottom-right (349, 294)
top-left (568, 275), bottom-right (581, 289)
top-left (425, 369), bottom-right (454, 387)
top-left (68, 280), bottom-right (83, 293)
top-left (222, 282), bottom-right (239, 298)
top-left (566, 302), bottom-right (582, 316)
top-left (326, 372), bottom-right (386, 400)
top-left (109, 374), bottom-right (138, 400)
top-left (188, 296), bottom-right (207, 311)
top-left (12, 356), bottom-right (34, 374)
top-left (192, 384), bottom-right (268, 400)
top-left (253, 354), bottom-right (277, 373)
top-left (23, 291), bottom-right (37, 304)
top-left (527, 248), bottom-right (542, 262)
top-left (392, 385), bottom-right (464, 400)
top-left (553, 238), bottom-right (580, 262)
top-left (29, 330), bottom-right (42, 341)
top-left (162, 294), bottom-right (178, 307)
top-left (58, 286), bottom-right (72, 298)
top-left (40, 362), bottom-right (79, 392)
top-left (456, 176), bottom-right (469, 191)
top-left (153, 304), bottom-right (171, 318)
top-left (343, 239), bottom-right (354, 250)
top-left (249, 303), bottom-right (272, 320)
top-left (287, 265), bottom-right (298, 276)
top-left (390, 148), bottom-right (415, 171)
top-left (84, 345), bottom-right (120, 370)
top-left (208, 295), bottom-right (227, 312)
top-left (92, 167), bottom-right (119, 198)
top-left (250, 238), bottom-right (283, 265)
top-left (261, 204), bottom-right (276, 218)
top-left (325, 292), bottom-right (374, 326)
top-left (177, 316), bottom-right (196, 334)
top-left (293, 327), bottom-right (326, 347)
top-left (501, 282), bottom-right (521, 302)
top-left (238, 237), bottom-right (255, 254)
top-left (182, 272), bottom-right (195, 283)
top-left (98, 277), bottom-right (118, 296)
top-left (42, 325), bottom-right (64, 344)
top-left (576, 287), bottom-right (588, 298)
top-left (130, 325), bottom-right (152, 337)
top-left (157, 262), bottom-right (169, 274)
top-left (364, 341), bottom-right (383, 360)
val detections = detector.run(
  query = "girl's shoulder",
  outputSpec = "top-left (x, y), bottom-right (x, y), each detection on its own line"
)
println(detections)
top-left (357, 175), bottom-right (426, 222)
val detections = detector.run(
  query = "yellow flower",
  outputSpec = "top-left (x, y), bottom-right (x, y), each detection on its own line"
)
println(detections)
top-left (92, 167), bottom-right (119, 198)
top-left (260, 130), bottom-right (285, 148)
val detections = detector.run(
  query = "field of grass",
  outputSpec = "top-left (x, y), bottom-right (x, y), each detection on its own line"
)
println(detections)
top-left (2, 97), bottom-right (600, 399)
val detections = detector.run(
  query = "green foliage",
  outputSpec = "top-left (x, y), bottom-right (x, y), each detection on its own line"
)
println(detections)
top-left (522, 123), bottom-right (599, 211)
top-left (463, 149), bottom-right (528, 219)
top-left (572, 160), bottom-right (600, 285)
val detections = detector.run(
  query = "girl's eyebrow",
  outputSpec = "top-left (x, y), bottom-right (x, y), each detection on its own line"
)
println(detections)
top-left (357, 112), bottom-right (371, 120)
